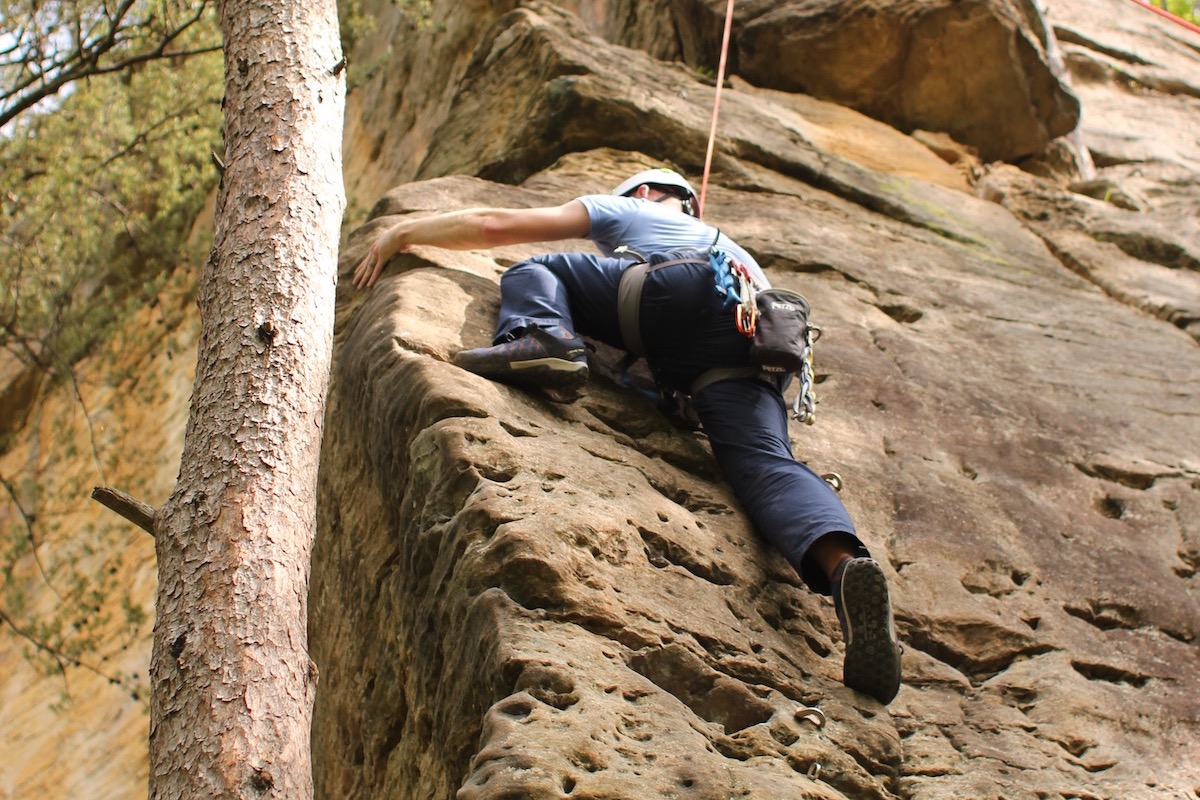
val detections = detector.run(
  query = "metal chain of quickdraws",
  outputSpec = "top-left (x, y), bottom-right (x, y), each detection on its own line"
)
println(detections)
top-left (795, 324), bottom-right (822, 426)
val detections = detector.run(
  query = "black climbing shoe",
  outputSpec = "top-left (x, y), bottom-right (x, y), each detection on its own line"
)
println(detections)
top-left (833, 557), bottom-right (902, 704)
top-left (453, 325), bottom-right (588, 391)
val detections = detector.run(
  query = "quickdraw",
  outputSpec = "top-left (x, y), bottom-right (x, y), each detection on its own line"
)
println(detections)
top-left (795, 324), bottom-right (821, 425)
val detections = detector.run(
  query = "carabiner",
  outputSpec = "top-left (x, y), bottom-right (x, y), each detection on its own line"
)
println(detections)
top-left (736, 303), bottom-right (757, 336)
top-left (794, 706), bottom-right (826, 728)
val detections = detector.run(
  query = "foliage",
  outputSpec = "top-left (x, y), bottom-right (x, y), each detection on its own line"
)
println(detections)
top-left (0, 2), bottom-right (223, 705)
top-left (1, 17), bottom-right (223, 381)
top-left (2, 0), bottom-right (433, 723)
top-left (337, 0), bottom-right (440, 92)
top-left (0, 0), bottom-right (220, 128)
top-left (1157, 0), bottom-right (1199, 22)
top-left (1, 458), bottom-right (151, 703)
top-left (337, 0), bottom-right (378, 58)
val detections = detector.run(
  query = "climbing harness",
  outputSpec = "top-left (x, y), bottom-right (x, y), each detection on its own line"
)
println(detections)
top-left (692, 0), bottom-right (826, 423)
top-left (707, 247), bottom-right (822, 424)
top-left (616, 245), bottom-right (821, 425)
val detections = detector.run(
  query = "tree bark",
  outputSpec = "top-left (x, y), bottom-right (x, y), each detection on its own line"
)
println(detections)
top-left (147, 0), bottom-right (344, 797)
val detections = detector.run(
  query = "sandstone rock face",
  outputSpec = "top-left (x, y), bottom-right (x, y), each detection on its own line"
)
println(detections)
top-left (3, 0), bottom-right (1199, 797)
top-left (983, 0), bottom-right (1200, 344)
top-left (562, 0), bottom-right (1081, 163)
top-left (341, 0), bottom-right (1082, 192)
top-left (0, 275), bottom-right (196, 800)
top-left (735, 0), bottom-right (1081, 162)
top-left (311, 2), bottom-right (1200, 799)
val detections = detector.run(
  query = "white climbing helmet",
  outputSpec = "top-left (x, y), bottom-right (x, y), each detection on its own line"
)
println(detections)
top-left (612, 168), bottom-right (700, 216)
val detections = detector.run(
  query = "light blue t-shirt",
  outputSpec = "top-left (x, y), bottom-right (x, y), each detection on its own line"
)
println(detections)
top-left (577, 195), bottom-right (769, 287)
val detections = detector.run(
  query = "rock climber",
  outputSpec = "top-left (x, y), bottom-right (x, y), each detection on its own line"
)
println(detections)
top-left (353, 168), bottom-right (903, 704)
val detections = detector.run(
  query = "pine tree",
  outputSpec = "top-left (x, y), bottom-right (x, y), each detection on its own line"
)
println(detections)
top-left (146, 0), bottom-right (345, 796)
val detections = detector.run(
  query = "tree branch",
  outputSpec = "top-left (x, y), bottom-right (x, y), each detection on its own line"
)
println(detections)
top-left (0, 604), bottom-right (148, 705)
top-left (0, 471), bottom-right (65, 601)
top-left (0, 2), bottom-right (219, 129)
top-left (91, 486), bottom-right (157, 536)
top-left (0, 604), bottom-right (71, 681)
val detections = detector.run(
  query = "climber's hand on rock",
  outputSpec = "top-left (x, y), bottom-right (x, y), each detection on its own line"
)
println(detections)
top-left (353, 225), bottom-right (409, 290)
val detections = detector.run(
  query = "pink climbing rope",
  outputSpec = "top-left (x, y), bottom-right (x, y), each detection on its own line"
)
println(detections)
top-left (1125, 0), bottom-right (1200, 34)
top-left (695, 0), bottom-right (1198, 217)
top-left (699, 0), bottom-right (736, 220)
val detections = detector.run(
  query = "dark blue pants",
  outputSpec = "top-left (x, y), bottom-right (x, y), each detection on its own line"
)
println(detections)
top-left (496, 252), bottom-right (865, 594)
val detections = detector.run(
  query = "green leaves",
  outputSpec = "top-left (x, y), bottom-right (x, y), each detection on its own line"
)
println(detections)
top-left (0, 4), bottom-right (222, 703)
top-left (1157, 0), bottom-right (1198, 22)
top-left (0, 0), bottom-right (221, 128)
top-left (1, 13), bottom-right (222, 376)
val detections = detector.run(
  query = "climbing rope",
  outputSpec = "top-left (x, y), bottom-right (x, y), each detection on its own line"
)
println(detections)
top-left (1124, 0), bottom-right (1200, 34)
top-left (697, 0), bottom-right (824, 432)
top-left (698, 0), bottom-right (736, 219)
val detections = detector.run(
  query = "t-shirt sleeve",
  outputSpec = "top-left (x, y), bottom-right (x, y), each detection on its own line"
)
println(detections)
top-left (577, 194), bottom-right (644, 256)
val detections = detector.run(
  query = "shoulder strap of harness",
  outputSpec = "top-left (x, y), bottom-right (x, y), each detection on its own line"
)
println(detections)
top-left (617, 261), bottom-right (650, 358)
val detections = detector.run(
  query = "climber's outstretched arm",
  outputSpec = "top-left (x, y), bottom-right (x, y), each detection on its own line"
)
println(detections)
top-left (352, 200), bottom-right (591, 289)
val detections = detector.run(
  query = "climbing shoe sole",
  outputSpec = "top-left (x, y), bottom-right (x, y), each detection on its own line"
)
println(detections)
top-left (837, 557), bottom-right (902, 704)
top-left (454, 352), bottom-right (588, 390)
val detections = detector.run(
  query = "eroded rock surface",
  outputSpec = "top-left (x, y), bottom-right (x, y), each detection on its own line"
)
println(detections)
top-left (552, 0), bottom-right (1081, 163)
top-left (4, 0), bottom-right (1197, 797)
top-left (312, 1), bottom-right (1200, 798)
top-left (736, 0), bottom-right (1081, 162)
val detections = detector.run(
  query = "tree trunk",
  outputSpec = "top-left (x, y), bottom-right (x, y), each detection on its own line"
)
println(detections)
top-left (147, 0), bottom-right (344, 797)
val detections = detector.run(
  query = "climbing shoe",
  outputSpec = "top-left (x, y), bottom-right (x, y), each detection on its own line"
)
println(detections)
top-left (453, 325), bottom-right (588, 391)
top-left (832, 557), bottom-right (902, 704)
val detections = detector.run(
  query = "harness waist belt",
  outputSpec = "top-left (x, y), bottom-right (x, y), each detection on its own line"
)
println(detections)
top-left (617, 256), bottom-right (705, 358)
top-left (616, 255), bottom-right (765, 396)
